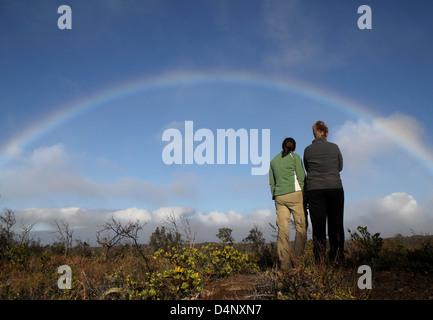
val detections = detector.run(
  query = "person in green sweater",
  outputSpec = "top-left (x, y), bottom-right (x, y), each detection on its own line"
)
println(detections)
top-left (269, 138), bottom-right (307, 270)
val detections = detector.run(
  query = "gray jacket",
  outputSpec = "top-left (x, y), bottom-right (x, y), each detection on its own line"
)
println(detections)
top-left (303, 137), bottom-right (343, 191)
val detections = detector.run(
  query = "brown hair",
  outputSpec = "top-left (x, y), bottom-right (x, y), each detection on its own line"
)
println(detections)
top-left (282, 137), bottom-right (296, 157)
top-left (312, 121), bottom-right (328, 138)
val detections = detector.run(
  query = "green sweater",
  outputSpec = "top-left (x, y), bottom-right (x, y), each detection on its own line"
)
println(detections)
top-left (269, 151), bottom-right (305, 200)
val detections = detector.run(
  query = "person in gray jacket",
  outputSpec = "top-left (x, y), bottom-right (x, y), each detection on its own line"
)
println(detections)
top-left (303, 121), bottom-right (345, 264)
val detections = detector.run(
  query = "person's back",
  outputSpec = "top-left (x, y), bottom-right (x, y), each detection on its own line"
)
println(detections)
top-left (269, 137), bottom-right (307, 270)
top-left (303, 137), bottom-right (343, 191)
top-left (270, 151), bottom-right (304, 199)
top-left (303, 121), bottom-right (345, 264)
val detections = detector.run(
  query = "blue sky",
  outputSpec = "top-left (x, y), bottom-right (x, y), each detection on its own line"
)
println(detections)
top-left (1, 0), bottom-right (433, 244)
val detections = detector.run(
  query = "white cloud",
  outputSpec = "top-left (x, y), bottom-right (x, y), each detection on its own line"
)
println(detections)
top-left (112, 208), bottom-right (152, 223)
top-left (375, 113), bottom-right (425, 146)
top-left (15, 191), bottom-right (432, 246)
top-left (378, 193), bottom-right (419, 218)
top-left (151, 206), bottom-right (196, 224)
top-left (2, 144), bottom-right (277, 243)
top-left (345, 192), bottom-right (433, 238)
top-left (197, 210), bottom-right (243, 226)
top-left (331, 114), bottom-right (433, 237)
top-left (329, 112), bottom-right (433, 209)
top-left (333, 119), bottom-right (389, 167)
top-left (334, 113), bottom-right (428, 169)
top-left (17, 207), bottom-right (111, 231)
top-left (13, 205), bottom-right (277, 245)
top-left (0, 144), bottom-right (198, 207)
top-left (192, 208), bottom-right (276, 243)
top-left (29, 143), bottom-right (70, 168)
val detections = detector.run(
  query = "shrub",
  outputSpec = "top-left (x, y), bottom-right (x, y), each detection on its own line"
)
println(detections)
top-left (216, 228), bottom-right (235, 245)
top-left (201, 244), bottom-right (260, 277)
top-left (154, 246), bottom-right (206, 271)
top-left (126, 267), bottom-right (202, 300)
top-left (7, 242), bottom-right (32, 271)
top-left (149, 226), bottom-right (182, 253)
top-left (154, 244), bottom-right (260, 278)
top-left (242, 225), bottom-right (265, 251)
top-left (257, 258), bottom-right (358, 300)
top-left (405, 238), bottom-right (433, 273)
top-left (101, 244), bottom-right (260, 300)
top-left (347, 226), bottom-right (383, 266)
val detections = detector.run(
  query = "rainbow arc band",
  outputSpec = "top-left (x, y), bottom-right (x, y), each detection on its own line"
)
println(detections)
top-left (1, 71), bottom-right (432, 174)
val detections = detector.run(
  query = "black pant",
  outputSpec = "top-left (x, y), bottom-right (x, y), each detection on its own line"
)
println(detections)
top-left (306, 188), bottom-right (345, 263)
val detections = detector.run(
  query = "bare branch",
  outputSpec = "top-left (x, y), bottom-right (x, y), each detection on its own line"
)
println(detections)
top-left (96, 216), bottom-right (151, 271)
top-left (181, 216), bottom-right (197, 248)
top-left (52, 219), bottom-right (74, 258)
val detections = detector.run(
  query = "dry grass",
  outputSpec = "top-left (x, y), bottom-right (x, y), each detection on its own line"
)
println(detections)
top-left (1, 231), bottom-right (432, 300)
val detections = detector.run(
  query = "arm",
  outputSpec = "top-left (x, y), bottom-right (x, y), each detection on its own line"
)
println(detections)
top-left (303, 152), bottom-right (309, 174)
top-left (295, 154), bottom-right (306, 192)
top-left (337, 146), bottom-right (343, 172)
top-left (269, 163), bottom-right (276, 200)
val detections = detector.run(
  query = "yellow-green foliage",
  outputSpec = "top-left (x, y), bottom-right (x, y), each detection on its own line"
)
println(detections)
top-left (154, 244), bottom-right (259, 278)
top-left (0, 243), bottom-right (260, 300)
top-left (154, 246), bottom-right (205, 271)
top-left (201, 244), bottom-right (260, 277)
top-left (102, 244), bottom-right (259, 300)
top-left (3, 226), bottom-right (431, 300)
top-left (126, 267), bottom-right (201, 300)
top-left (7, 242), bottom-right (32, 271)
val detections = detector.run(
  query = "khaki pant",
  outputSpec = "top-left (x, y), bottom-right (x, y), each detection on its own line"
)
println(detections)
top-left (275, 191), bottom-right (307, 270)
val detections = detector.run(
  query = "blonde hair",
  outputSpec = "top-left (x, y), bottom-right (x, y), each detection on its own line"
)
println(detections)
top-left (312, 121), bottom-right (328, 138)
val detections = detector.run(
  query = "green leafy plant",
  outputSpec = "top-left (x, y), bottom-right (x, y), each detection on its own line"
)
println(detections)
top-left (125, 267), bottom-right (201, 300)
top-left (201, 244), bottom-right (260, 277)
top-left (154, 244), bottom-right (259, 278)
top-left (216, 228), bottom-right (235, 245)
top-left (8, 242), bottom-right (32, 271)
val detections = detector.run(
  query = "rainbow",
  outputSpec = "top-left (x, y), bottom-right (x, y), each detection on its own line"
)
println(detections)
top-left (1, 70), bottom-right (433, 174)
